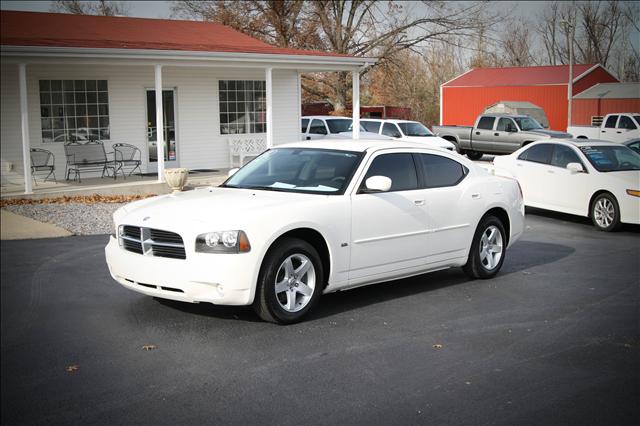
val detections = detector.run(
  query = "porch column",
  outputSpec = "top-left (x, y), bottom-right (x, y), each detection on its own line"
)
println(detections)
top-left (352, 70), bottom-right (360, 140)
top-left (154, 65), bottom-right (165, 182)
top-left (265, 67), bottom-right (273, 148)
top-left (19, 63), bottom-right (33, 194)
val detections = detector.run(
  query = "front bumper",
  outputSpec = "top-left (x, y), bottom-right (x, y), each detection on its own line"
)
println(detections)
top-left (105, 236), bottom-right (257, 305)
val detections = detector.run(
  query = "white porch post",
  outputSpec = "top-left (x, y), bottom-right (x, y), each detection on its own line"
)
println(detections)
top-left (352, 70), bottom-right (360, 140)
top-left (265, 67), bottom-right (273, 148)
top-left (19, 63), bottom-right (33, 194)
top-left (154, 65), bottom-right (165, 182)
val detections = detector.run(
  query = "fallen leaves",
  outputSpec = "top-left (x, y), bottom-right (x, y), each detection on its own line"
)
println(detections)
top-left (142, 344), bottom-right (158, 351)
top-left (432, 344), bottom-right (443, 349)
top-left (66, 365), bottom-right (79, 373)
top-left (0, 194), bottom-right (156, 207)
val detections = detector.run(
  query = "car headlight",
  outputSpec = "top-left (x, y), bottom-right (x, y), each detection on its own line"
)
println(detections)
top-left (195, 230), bottom-right (251, 253)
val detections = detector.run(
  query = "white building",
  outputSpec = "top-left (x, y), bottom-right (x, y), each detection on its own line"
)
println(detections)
top-left (1, 11), bottom-right (373, 193)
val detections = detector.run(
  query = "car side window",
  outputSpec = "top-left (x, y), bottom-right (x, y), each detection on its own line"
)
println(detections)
top-left (418, 154), bottom-right (468, 188)
top-left (309, 119), bottom-right (327, 135)
top-left (381, 123), bottom-right (402, 138)
top-left (604, 115), bottom-right (618, 128)
top-left (496, 118), bottom-right (516, 132)
top-left (362, 121), bottom-right (381, 133)
top-left (550, 145), bottom-right (582, 168)
top-left (517, 143), bottom-right (553, 164)
top-left (361, 153), bottom-right (418, 192)
top-left (477, 116), bottom-right (496, 130)
top-left (618, 116), bottom-right (637, 130)
top-left (301, 118), bottom-right (309, 133)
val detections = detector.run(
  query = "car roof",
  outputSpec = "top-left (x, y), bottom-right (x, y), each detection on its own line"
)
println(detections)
top-left (275, 138), bottom-right (440, 153)
top-left (542, 138), bottom-right (626, 147)
top-left (361, 118), bottom-right (423, 124)
top-left (302, 115), bottom-right (352, 120)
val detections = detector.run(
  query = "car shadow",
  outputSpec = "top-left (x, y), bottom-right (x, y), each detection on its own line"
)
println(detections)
top-left (153, 240), bottom-right (575, 323)
top-left (525, 207), bottom-right (640, 233)
top-left (307, 240), bottom-right (574, 321)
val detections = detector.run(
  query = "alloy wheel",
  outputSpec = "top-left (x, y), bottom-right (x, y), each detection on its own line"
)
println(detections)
top-left (274, 254), bottom-right (316, 313)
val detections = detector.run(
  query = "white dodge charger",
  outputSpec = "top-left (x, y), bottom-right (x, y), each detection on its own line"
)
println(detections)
top-left (105, 140), bottom-right (524, 323)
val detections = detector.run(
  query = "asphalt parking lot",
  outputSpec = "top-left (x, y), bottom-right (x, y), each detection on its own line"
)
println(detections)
top-left (1, 210), bottom-right (638, 425)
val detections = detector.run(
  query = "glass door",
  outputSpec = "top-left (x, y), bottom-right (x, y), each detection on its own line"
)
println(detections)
top-left (146, 89), bottom-right (177, 171)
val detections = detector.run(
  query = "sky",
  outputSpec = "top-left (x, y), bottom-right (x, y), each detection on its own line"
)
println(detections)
top-left (0, 0), bottom-right (552, 21)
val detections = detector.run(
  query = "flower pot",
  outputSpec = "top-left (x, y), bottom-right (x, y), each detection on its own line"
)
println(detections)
top-left (164, 168), bottom-right (188, 193)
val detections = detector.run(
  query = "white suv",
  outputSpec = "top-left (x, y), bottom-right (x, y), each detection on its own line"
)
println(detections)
top-left (361, 119), bottom-right (456, 150)
top-left (301, 116), bottom-right (389, 141)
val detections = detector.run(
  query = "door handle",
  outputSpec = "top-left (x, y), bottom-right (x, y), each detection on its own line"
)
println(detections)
top-left (306, 136), bottom-right (311, 140)
top-left (475, 131), bottom-right (480, 135)
top-left (471, 193), bottom-right (481, 199)
top-left (616, 131), bottom-right (622, 134)
top-left (601, 130), bottom-right (606, 133)
top-left (516, 163), bottom-right (523, 167)
top-left (494, 133), bottom-right (499, 136)
top-left (547, 169), bottom-right (554, 174)
top-left (414, 200), bottom-right (425, 206)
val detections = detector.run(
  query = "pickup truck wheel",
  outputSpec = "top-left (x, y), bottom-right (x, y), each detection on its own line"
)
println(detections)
top-left (253, 238), bottom-right (323, 324)
top-left (466, 151), bottom-right (483, 161)
top-left (591, 193), bottom-right (621, 232)
top-left (463, 216), bottom-right (506, 279)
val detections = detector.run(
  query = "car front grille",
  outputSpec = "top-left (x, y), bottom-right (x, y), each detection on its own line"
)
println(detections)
top-left (120, 226), bottom-right (186, 259)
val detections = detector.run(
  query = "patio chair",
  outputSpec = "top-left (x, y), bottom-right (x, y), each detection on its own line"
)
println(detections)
top-left (64, 140), bottom-right (114, 182)
top-left (30, 148), bottom-right (56, 184)
top-left (113, 143), bottom-right (142, 179)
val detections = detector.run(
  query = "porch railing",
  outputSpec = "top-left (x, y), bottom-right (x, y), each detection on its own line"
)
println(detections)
top-left (228, 135), bottom-right (267, 168)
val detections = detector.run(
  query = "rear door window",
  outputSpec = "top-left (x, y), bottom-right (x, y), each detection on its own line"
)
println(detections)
top-left (309, 119), bottom-right (328, 135)
top-left (381, 123), bottom-right (402, 138)
top-left (477, 116), bottom-right (496, 130)
top-left (418, 154), bottom-right (468, 188)
top-left (362, 121), bottom-right (381, 133)
top-left (301, 118), bottom-right (309, 133)
top-left (361, 153), bottom-right (418, 192)
top-left (517, 143), bottom-right (553, 164)
top-left (604, 115), bottom-right (619, 128)
top-left (496, 118), bottom-right (516, 132)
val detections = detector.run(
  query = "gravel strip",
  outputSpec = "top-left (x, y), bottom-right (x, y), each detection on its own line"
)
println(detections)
top-left (4, 202), bottom-right (124, 235)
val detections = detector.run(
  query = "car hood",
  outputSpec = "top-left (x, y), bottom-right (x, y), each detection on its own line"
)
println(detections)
top-left (118, 187), bottom-right (325, 230)
top-left (522, 129), bottom-right (572, 138)
top-left (600, 170), bottom-right (640, 187)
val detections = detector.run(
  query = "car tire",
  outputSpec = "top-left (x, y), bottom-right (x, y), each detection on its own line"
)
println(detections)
top-left (590, 193), bottom-right (621, 232)
top-left (466, 150), bottom-right (483, 160)
top-left (253, 238), bottom-right (323, 324)
top-left (463, 215), bottom-right (507, 279)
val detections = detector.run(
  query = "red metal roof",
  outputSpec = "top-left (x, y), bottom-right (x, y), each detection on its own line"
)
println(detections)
top-left (443, 64), bottom-right (614, 87)
top-left (0, 10), bottom-right (348, 57)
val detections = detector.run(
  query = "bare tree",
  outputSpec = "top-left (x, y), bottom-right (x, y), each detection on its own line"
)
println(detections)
top-left (51, 0), bottom-right (131, 16)
top-left (500, 19), bottom-right (537, 66)
top-left (171, 0), bottom-right (500, 109)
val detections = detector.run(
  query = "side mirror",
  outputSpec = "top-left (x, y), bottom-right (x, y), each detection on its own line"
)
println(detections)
top-left (364, 176), bottom-right (392, 193)
top-left (228, 168), bottom-right (239, 177)
top-left (566, 162), bottom-right (584, 174)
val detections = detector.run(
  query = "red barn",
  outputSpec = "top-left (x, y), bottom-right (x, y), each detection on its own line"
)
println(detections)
top-left (440, 64), bottom-right (619, 131)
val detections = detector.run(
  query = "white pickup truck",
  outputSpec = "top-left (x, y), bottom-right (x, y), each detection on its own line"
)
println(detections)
top-left (568, 113), bottom-right (640, 143)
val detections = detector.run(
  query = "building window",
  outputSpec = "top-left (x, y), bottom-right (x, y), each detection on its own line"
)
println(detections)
top-left (219, 80), bottom-right (266, 134)
top-left (39, 80), bottom-right (110, 143)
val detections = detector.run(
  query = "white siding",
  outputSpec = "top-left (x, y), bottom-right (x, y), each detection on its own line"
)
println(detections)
top-left (1, 64), bottom-right (23, 175)
top-left (0, 61), bottom-right (301, 181)
top-left (271, 69), bottom-right (301, 145)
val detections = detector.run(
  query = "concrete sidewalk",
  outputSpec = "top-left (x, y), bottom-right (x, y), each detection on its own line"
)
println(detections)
top-left (1, 209), bottom-right (72, 240)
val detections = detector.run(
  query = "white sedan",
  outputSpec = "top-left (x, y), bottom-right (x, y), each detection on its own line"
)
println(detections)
top-left (493, 139), bottom-right (640, 231)
top-left (105, 140), bottom-right (524, 323)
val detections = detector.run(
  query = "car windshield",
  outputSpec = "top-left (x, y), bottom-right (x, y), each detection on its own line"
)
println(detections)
top-left (397, 122), bottom-right (434, 137)
top-left (513, 117), bottom-right (544, 131)
top-left (222, 148), bottom-right (362, 194)
top-left (579, 145), bottom-right (640, 172)
top-left (326, 119), bottom-right (353, 133)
